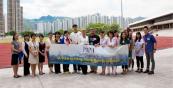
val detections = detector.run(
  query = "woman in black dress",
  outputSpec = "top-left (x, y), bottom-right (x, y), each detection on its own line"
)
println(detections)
top-left (38, 34), bottom-right (46, 75)
top-left (11, 33), bottom-right (22, 78)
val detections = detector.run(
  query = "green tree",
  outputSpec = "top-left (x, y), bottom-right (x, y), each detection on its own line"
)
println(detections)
top-left (110, 23), bottom-right (121, 33)
top-left (20, 31), bottom-right (34, 37)
top-left (86, 23), bottom-right (121, 34)
top-left (5, 31), bottom-right (16, 36)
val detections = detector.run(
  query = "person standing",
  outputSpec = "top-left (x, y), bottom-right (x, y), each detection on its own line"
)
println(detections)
top-left (78, 29), bottom-right (89, 74)
top-left (99, 31), bottom-right (108, 75)
top-left (127, 30), bottom-right (135, 70)
top-left (70, 24), bottom-right (82, 73)
top-left (62, 31), bottom-right (71, 73)
top-left (22, 34), bottom-right (30, 76)
top-left (38, 34), bottom-right (46, 75)
top-left (54, 32), bottom-right (63, 74)
top-left (134, 32), bottom-right (144, 73)
top-left (143, 26), bottom-right (157, 75)
top-left (45, 33), bottom-right (54, 73)
top-left (106, 31), bottom-right (119, 75)
top-left (28, 33), bottom-right (39, 77)
top-left (88, 29), bottom-right (100, 74)
top-left (119, 32), bottom-right (130, 74)
top-left (11, 33), bottom-right (22, 78)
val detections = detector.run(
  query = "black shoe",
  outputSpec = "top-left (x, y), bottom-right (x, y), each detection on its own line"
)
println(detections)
top-left (148, 71), bottom-right (154, 75)
top-left (135, 69), bottom-right (139, 72)
top-left (139, 69), bottom-right (143, 73)
top-left (143, 70), bottom-right (149, 73)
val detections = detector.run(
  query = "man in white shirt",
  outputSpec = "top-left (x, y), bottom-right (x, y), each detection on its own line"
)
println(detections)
top-left (70, 24), bottom-right (82, 73)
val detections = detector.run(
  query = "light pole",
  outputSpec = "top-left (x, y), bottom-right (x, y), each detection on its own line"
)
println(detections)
top-left (121, 0), bottom-right (124, 29)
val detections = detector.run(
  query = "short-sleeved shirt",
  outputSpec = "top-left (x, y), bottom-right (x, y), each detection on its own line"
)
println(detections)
top-left (100, 37), bottom-right (108, 46)
top-left (11, 40), bottom-right (20, 54)
top-left (107, 37), bottom-right (119, 46)
top-left (135, 39), bottom-right (145, 56)
top-left (143, 33), bottom-right (156, 53)
top-left (89, 35), bottom-right (100, 45)
top-left (70, 31), bottom-right (82, 44)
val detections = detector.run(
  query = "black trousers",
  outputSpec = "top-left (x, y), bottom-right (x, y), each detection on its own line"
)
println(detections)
top-left (73, 64), bottom-right (81, 72)
top-left (136, 56), bottom-right (144, 69)
top-left (81, 65), bottom-right (87, 74)
top-left (54, 64), bottom-right (61, 73)
top-left (63, 64), bottom-right (69, 72)
top-left (122, 65), bottom-right (128, 70)
top-left (24, 56), bottom-right (30, 76)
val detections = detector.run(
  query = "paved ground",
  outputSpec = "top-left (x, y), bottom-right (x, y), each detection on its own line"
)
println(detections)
top-left (0, 48), bottom-right (173, 88)
top-left (0, 36), bottom-right (173, 69)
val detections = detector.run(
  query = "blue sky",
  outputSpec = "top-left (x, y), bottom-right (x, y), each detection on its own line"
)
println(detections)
top-left (4, 0), bottom-right (173, 19)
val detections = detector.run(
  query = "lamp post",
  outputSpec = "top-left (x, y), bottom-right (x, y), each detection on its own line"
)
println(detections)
top-left (121, 0), bottom-right (124, 29)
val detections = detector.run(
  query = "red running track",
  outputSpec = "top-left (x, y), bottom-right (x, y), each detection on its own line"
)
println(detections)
top-left (0, 36), bottom-right (173, 69)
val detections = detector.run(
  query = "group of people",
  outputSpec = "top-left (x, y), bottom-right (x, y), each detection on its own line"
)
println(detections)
top-left (11, 24), bottom-right (157, 78)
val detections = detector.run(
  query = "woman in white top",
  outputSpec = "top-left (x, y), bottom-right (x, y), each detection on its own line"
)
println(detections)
top-left (106, 31), bottom-right (119, 75)
top-left (22, 34), bottom-right (30, 76)
top-left (134, 32), bottom-right (145, 73)
top-left (99, 31), bottom-right (108, 75)
top-left (28, 33), bottom-right (39, 77)
top-left (45, 33), bottom-right (54, 73)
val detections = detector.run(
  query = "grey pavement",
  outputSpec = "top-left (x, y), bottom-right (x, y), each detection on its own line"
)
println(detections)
top-left (0, 48), bottom-right (173, 88)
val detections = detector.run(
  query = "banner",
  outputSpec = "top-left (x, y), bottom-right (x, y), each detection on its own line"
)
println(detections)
top-left (49, 44), bottom-right (129, 66)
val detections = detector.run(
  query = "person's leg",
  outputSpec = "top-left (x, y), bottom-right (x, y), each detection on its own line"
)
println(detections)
top-left (94, 66), bottom-right (97, 73)
top-left (48, 64), bottom-right (54, 73)
top-left (31, 64), bottom-right (34, 77)
top-left (24, 57), bottom-right (27, 76)
top-left (81, 65), bottom-right (87, 75)
top-left (13, 65), bottom-right (17, 77)
top-left (132, 59), bottom-right (134, 69)
top-left (107, 66), bottom-right (111, 75)
top-left (41, 63), bottom-right (44, 74)
top-left (148, 52), bottom-right (155, 74)
top-left (140, 56), bottom-right (144, 72)
top-left (78, 65), bottom-right (81, 71)
top-left (136, 56), bottom-right (140, 72)
top-left (66, 64), bottom-right (69, 72)
top-left (90, 66), bottom-right (95, 73)
top-left (63, 64), bottom-right (66, 72)
top-left (101, 66), bottom-right (106, 75)
top-left (112, 66), bottom-right (117, 75)
top-left (125, 65), bottom-right (128, 74)
top-left (54, 64), bottom-right (61, 74)
top-left (33, 64), bottom-right (36, 76)
top-left (38, 63), bottom-right (41, 74)
top-left (122, 65), bottom-right (125, 74)
top-left (144, 53), bottom-right (150, 73)
top-left (73, 64), bottom-right (77, 73)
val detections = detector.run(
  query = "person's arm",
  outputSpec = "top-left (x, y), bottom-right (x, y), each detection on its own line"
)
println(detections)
top-left (29, 43), bottom-right (36, 57)
top-left (152, 35), bottom-right (157, 53)
top-left (22, 42), bottom-right (28, 57)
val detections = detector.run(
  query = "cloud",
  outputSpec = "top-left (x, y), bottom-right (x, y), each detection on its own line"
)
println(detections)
top-left (20, 0), bottom-right (173, 19)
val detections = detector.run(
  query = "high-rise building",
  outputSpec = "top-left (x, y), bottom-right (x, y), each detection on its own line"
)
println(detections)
top-left (7, 0), bottom-right (23, 33)
top-left (18, 7), bottom-right (23, 33)
top-left (0, 0), bottom-right (5, 34)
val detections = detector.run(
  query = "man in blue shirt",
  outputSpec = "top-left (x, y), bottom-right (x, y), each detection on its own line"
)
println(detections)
top-left (143, 26), bottom-right (157, 75)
